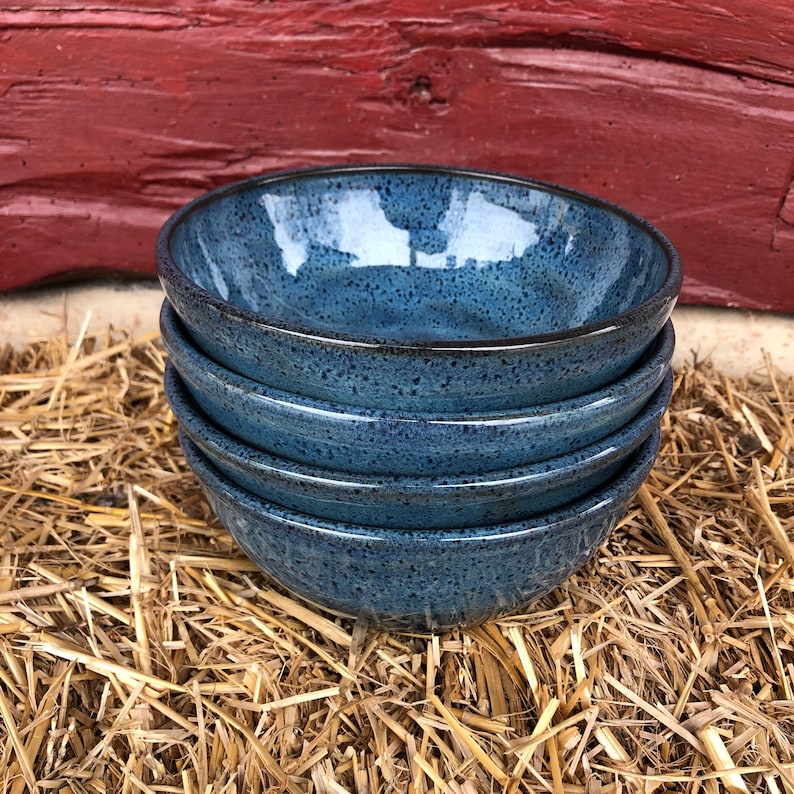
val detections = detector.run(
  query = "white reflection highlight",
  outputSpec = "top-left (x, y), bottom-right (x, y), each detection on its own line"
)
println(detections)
top-left (260, 188), bottom-right (540, 274)
top-left (417, 190), bottom-right (539, 269)
top-left (260, 194), bottom-right (308, 276)
top-left (197, 230), bottom-right (230, 300)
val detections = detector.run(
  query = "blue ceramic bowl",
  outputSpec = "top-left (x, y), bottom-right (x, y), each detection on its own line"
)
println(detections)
top-left (157, 164), bottom-right (681, 413)
top-left (161, 300), bottom-right (674, 476)
top-left (167, 362), bottom-right (672, 529)
top-left (180, 428), bottom-right (661, 631)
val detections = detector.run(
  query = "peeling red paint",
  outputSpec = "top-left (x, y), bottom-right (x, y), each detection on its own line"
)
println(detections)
top-left (1, 1), bottom-right (794, 310)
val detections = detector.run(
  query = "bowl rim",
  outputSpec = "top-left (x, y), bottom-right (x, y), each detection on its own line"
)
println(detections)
top-left (182, 428), bottom-right (661, 542)
top-left (156, 163), bottom-right (683, 353)
top-left (160, 299), bottom-right (675, 424)
top-left (167, 361), bottom-right (671, 492)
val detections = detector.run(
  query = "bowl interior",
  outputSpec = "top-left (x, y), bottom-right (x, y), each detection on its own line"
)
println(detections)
top-left (165, 167), bottom-right (672, 343)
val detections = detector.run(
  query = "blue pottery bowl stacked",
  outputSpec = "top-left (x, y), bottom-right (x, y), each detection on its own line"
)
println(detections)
top-left (157, 164), bottom-right (682, 632)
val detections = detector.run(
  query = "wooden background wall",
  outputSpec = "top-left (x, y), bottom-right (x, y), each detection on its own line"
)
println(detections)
top-left (2, 1), bottom-right (793, 311)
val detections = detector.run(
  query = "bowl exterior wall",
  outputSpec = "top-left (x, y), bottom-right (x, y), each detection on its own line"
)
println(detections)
top-left (181, 429), bottom-right (660, 631)
top-left (167, 363), bottom-right (672, 528)
top-left (161, 301), bottom-right (674, 476)
top-left (165, 279), bottom-right (676, 413)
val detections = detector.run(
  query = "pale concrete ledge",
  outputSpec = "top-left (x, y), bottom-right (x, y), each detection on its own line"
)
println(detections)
top-left (671, 304), bottom-right (793, 376)
top-left (1, 280), bottom-right (165, 350)
top-left (1, 280), bottom-right (792, 376)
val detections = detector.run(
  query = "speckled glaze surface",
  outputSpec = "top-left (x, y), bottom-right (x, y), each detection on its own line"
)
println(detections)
top-left (157, 164), bottom-right (682, 412)
top-left (166, 363), bottom-right (672, 529)
top-left (161, 300), bottom-right (674, 476)
top-left (181, 428), bottom-right (661, 631)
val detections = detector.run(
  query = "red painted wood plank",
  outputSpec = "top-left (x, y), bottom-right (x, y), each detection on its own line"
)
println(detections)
top-left (2, 2), bottom-right (794, 310)
top-left (4, 1), bottom-right (793, 83)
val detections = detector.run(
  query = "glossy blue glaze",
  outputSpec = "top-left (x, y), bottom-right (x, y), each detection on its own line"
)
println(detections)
top-left (157, 164), bottom-right (682, 412)
top-left (180, 428), bottom-right (661, 631)
top-left (166, 363), bottom-right (672, 529)
top-left (161, 300), bottom-right (674, 476)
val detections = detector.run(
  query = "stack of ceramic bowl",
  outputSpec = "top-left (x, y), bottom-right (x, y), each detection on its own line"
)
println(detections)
top-left (157, 165), bottom-right (682, 632)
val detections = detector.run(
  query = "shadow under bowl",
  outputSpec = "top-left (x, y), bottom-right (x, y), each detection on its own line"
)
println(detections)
top-left (161, 300), bottom-right (674, 476)
top-left (180, 427), bottom-right (661, 631)
top-left (166, 362), bottom-right (672, 529)
top-left (157, 164), bottom-right (681, 412)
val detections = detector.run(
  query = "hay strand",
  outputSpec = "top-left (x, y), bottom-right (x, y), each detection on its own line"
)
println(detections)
top-left (1, 322), bottom-right (793, 791)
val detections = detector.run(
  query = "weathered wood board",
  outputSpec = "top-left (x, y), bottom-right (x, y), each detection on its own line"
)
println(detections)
top-left (2, 1), bottom-right (793, 310)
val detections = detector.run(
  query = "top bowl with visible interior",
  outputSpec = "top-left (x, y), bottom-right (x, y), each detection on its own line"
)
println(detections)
top-left (157, 164), bottom-right (682, 412)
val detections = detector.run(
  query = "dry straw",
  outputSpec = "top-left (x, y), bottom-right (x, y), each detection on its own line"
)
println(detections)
top-left (0, 316), bottom-right (792, 793)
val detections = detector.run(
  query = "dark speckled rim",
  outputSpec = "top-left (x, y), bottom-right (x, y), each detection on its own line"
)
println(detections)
top-left (182, 427), bottom-right (662, 541)
top-left (156, 163), bottom-right (683, 352)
